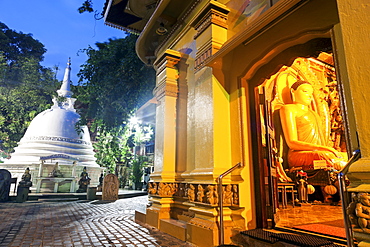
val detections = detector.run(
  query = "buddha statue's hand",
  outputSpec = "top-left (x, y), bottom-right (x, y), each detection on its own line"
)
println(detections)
top-left (317, 146), bottom-right (345, 170)
top-left (332, 160), bottom-right (346, 170)
top-left (325, 147), bottom-right (346, 170)
top-left (322, 146), bottom-right (342, 158)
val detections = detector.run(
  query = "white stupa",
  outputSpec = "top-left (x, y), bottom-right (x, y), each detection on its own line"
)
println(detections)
top-left (2, 59), bottom-right (103, 192)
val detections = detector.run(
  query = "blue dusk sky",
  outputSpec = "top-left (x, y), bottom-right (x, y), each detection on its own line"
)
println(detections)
top-left (0, 0), bottom-right (126, 84)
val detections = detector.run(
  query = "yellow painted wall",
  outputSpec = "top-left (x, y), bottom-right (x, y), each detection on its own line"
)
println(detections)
top-left (213, 74), bottom-right (232, 174)
top-left (336, 1), bottom-right (370, 158)
top-left (161, 1), bottom-right (235, 182)
top-left (147, 0), bottom-right (370, 244)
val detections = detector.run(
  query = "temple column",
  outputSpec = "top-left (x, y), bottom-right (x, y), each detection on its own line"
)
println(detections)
top-left (334, 0), bottom-right (370, 245)
top-left (146, 49), bottom-right (181, 228)
top-left (151, 49), bottom-right (181, 181)
top-left (189, 0), bottom-right (231, 181)
top-left (184, 2), bottom-right (234, 246)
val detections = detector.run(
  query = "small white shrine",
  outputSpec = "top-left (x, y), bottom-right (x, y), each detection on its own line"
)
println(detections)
top-left (1, 59), bottom-right (103, 193)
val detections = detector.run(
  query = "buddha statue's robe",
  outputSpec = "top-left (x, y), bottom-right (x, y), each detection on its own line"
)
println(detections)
top-left (287, 109), bottom-right (346, 170)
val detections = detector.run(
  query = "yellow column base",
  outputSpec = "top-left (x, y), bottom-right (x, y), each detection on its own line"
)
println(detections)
top-left (186, 222), bottom-right (217, 247)
top-left (146, 197), bottom-right (174, 228)
top-left (185, 205), bottom-right (234, 246)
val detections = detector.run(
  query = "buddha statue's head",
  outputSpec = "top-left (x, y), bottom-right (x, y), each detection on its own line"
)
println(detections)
top-left (290, 80), bottom-right (313, 106)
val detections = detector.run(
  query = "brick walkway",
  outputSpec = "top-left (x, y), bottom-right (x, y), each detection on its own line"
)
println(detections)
top-left (0, 196), bottom-right (196, 247)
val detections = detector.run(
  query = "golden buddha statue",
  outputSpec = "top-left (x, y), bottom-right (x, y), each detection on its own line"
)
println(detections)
top-left (279, 80), bottom-right (347, 170)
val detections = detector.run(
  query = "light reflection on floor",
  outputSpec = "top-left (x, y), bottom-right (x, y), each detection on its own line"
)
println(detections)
top-left (275, 203), bottom-right (344, 228)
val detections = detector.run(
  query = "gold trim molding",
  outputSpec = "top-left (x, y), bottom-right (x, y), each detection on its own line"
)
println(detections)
top-left (154, 49), bottom-right (181, 74)
top-left (191, 1), bottom-right (229, 72)
top-left (193, 8), bottom-right (228, 39)
top-left (153, 50), bottom-right (181, 100)
top-left (153, 82), bottom-right (179, 100)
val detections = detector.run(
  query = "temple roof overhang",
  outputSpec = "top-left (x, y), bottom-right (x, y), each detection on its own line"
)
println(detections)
top-left (103, 0), bottom-right (147, 34)
top-left (103, 0), bottom-right (197, 64)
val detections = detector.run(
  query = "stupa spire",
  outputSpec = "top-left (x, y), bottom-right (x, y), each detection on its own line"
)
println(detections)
top-left (57, 58), bottom-right (73, 98)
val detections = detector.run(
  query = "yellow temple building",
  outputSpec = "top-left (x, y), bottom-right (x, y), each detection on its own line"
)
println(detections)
top-left (103, 0), bottom-right (370, 246)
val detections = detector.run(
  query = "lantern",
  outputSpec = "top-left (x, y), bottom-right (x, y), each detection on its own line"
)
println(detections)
top-left (307, 184), bottom-right (315, 194)
top-left (324, 185), bottom-right (337, 195)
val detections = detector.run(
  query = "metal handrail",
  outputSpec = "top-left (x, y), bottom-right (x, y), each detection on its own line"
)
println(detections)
top-left (217, 162), bottom-right (244, 246)
top-left (338, 149), bottom-right (361, 247)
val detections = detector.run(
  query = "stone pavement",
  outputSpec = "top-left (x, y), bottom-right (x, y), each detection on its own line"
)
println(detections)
top-left (0, 195), bottom-right (196, 247)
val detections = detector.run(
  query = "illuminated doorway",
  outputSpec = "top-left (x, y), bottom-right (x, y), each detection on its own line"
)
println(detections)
top-left (253, 46), bottom-right (349, 240)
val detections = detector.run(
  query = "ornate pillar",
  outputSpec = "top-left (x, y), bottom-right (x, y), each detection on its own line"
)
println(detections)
top-left (152, 49), bottom-right (181, 181)
top-left (334, 0), bottom-right (370, 245)
top-left (193, 0), bottom-right (229, 73)
top-left (185, 2), bottom-right (233, 246)
top-left (146, 49), bottom-right (180, 229)
top-left (189, 0), bottom-right (231, 180)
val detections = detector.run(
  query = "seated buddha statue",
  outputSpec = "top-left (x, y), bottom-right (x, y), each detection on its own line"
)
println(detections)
top-left (49, 162), bottom-right (63, 177)
top-left (279, 80), bottom-right (347, 170)
top-left (76, 167), bottom-right (91, 193)
top-left (19, 167), bottom-right (32, 187)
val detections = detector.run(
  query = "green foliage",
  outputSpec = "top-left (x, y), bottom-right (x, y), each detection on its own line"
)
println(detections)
top-left (0, 22), bottom-right (59, 152)
top-left (131, 155), bottom-right (147, 189)
top-left (93, 128), bottom-right (123, 173)
top-left (93, 117), bottom-right (154, 188)
top-left (0, 58), bottom-right (58, 151)
top-left (78, 0), bottom-right (94, 13)
top-left (117, 165), bottom-right (129, 188)
top-left (76, 34), bottom-right (156, 130)
top-left (0, 22), bottom-right (46, 64)
top-left (93, 123), bottom-right (134, 172)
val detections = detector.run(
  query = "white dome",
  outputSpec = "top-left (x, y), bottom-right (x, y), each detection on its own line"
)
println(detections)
top-left (6, 105), bottom-right (98, 167)
top-left (24, 107), bottom-right (81, 140)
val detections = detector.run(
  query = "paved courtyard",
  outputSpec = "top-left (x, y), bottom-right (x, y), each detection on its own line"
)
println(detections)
top-left (0, 195), bottom-right (196, 247)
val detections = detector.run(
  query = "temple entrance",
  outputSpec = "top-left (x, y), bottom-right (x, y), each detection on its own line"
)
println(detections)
top-left (254, 49), bottom-right (349, 239)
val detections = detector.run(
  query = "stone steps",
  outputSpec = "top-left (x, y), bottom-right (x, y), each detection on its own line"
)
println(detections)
top-left (9, 190), bottom-right (148, 202)
top-left (38, 198), bottom-right (79, 202)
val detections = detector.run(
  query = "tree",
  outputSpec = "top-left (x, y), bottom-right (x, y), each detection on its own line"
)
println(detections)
top-left (131, 155), bottom-right (147, 190)
top-left (78, 0), bottom-right (94, 14)
top-left (93, 128), bottom-right (121, 173)
top-left (0, 22), bottom-right (45, 65)
top-left (0, 23), bottom-right (59, 153)
top-left (92, 126), bottom-right (132, 174)
top-left (0, 55), bottom-right (58, 152)
top-left (76, 34), bottom-right (155, 130)
top-left (92, 117), bottom-right (154, 188)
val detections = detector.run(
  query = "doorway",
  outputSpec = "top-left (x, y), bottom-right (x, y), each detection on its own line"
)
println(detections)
top-left (252, 40), bottom-right (349, 239)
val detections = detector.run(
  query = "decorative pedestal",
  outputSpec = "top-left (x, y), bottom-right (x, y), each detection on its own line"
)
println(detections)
top-left (16, 186), bottom-right (31, 203)
top-left (35, 177), bottom-right (77, 193)
top-left (86, 186), bottom-right (97, 200)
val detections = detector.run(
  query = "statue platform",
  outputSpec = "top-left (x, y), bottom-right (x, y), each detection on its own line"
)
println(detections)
top-left (35, 177), bottom-right (78, 193)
